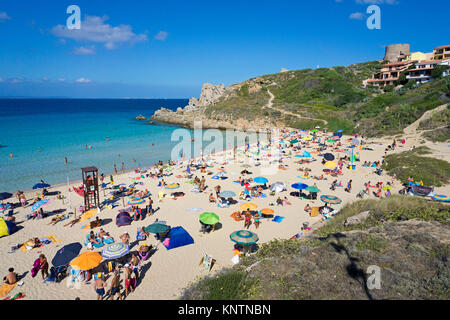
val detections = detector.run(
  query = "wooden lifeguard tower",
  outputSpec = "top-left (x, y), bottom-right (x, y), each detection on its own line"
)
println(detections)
top-left (81, 166), bottom-right (100, 209)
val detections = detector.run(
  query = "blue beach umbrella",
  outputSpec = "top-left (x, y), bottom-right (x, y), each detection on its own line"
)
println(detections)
top-left (31, 198), bottom-right (50, 212)
top-left (254, 177), bottom-right (268, 184)
top-left (291, 183), bottom-right (308, 190)
top-left (52, 243), bottom-right (82, 267)
top-left (33, 183), bottom-right (51, 189)
top-left (101, 243), bottom-right (130, 260)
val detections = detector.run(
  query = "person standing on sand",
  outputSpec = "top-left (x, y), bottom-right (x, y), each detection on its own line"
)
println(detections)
top-left (94, 273), bottom-right (106, 300)
top-left (108, 269), bottom-right (122, 300)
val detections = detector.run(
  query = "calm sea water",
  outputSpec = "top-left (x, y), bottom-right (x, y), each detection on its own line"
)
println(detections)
top-left (0, 99), bottom-right (191, 192)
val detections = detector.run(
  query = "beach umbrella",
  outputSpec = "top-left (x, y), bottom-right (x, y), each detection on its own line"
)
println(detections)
top-left (101, 243), bottom-right (130, 260)
top-left (32, 183), bottom-right (51, 190)
top-left (199, 212), bottom-right (220, 225)
top-left (70, 251), bottom-right (102, 271)
top-left (327, 139), bottom-right (336, 144)
top-left (31, 198), bottom-right (50, 212)
top-left (290, 139), bottom-right (299, 144)
top-left (302, 136), bottom-right (313, 141)
top-left (128, 198), bottom-right (145, 206)
top-left (52, 243), bottom-right (82, 267)
top-left (254, 177), bottom-right (268, 184)
top-left (311, 129), bottom-right (318, 133)
top-left (144, 222), bottom-right (170, 234)
top-left (291, 183), bottom-right (308, 190)
top-left (230, 230), bottom-right (259, 245)
top-left (320, 195), bottom-right (342, 205)
top-left (352, 134), bottom-right (359, 137)
top-left (261, 208), bottom-right (274, 215)
top-left (323, 153), bottom-right (335, 161)
top-left (306, 186), bottom-right (320, 193)
top-left (166, 183), bottom-right (180, 190)
top-left (324, 161), bottom-right (337, 169)
top-left (79, 208), bottom-right (99, 223)
top-left (382, 186), bottom-right (392, 191)
top-left (0, 192), bottom-right (12, 201)
top-left (270, 182), bottom-right (286, 193)
top-left (432, 195), bottom-right (450, 202)
top-left (337, 130), bottom-right (343, 133)
top-left (240, 203), bottom-right (258, 211)
top-left (352, 138), bottom-right (360, 145)
top-left (219, 191), bottom-right (236, 198)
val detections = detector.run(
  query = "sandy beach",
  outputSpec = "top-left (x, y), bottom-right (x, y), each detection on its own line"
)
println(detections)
top-left (1, 128), bottom-right (449, 300)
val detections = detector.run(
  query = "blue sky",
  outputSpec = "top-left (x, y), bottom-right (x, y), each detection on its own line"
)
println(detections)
top-left (0, 0), bottom-right (448, 98)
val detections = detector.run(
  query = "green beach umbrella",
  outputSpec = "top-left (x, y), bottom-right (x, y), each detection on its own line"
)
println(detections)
top-left (144, 223), bottom-right (170, 234)
top-left (306, 186), bottom-right (320, 193)
top-left (311, 129), bottom-right (318, 133)
top-left (199, 212), bottom-right (219, 225)
top-left (327, 139), bottom-right (336, 143)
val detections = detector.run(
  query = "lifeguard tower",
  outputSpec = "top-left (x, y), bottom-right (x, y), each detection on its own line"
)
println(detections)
top-left (81, 166), bottom-right (100, 209)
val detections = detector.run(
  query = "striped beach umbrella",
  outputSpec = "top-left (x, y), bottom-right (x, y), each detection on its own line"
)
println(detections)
top-left (128, 198), bottom-right (145, 206)
top-left (230, 230), bottom-right (259, 245)
top-left (320, 195), bottom-right (342, 205)
top-left (432, 195), bottom-right (450, 202)
top-left (101, 243), bottom-right (130, 260)
top-left (31, 198), bottom-right (50, 212)
top-left (199, 212), bottom-right (220, 225)
top-left (291, 183), bottom-right (308, 190)
top-left (254, 177), bottom-right (268, 184)
top-left (165, 183), bottom-right (180, 190)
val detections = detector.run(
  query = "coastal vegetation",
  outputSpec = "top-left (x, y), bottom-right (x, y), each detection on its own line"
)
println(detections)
top-left (382, 146), bottom-right (450, 187)
top-left (181, 196), bottom-right (450, 300)
top-left (204, 62), bottom-right (450, 137)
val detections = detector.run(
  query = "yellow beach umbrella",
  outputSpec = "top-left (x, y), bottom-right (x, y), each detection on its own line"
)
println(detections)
top-left (302, 135), bottom-right (313, 141)
top-left (240, 202), bottom-right (258, 211)
top-left (324, 161), bottom-right (337, 169)
top-left (70, 251), bottom-right (102, 271)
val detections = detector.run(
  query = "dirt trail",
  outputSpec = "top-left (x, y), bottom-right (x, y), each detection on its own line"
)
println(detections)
top-left (403, 103), bottom-right (448, 135)
top-left (265, 90), bottom-right (328, 125)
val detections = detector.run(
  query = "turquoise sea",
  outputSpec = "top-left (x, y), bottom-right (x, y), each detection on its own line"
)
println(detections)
top-left (0, 99), bottom-right (192, 192)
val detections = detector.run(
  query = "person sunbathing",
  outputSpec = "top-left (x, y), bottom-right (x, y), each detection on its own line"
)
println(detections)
top-left (120, 232), bottom-right (130, 245)
top-left (88, 231), bottom-right (101, 246)
top-left (138, 243), bottom-right (152, 261)
top-left (98, 228), bottom-right (114, 242)
top-left (276, 197), bottom-right (283, 206)
top-left (209, 193), bottom-right (216, 203)
top-left (48, 215), bottom-right (65, 225)
top-left (283, 197), bottom-right (292, 205)
top-left (3, 268), bottom-right (18, 285)
top-left (64, 217), bottom-right (81, 227)
top-left (28, 237), bottom-right (42, 248)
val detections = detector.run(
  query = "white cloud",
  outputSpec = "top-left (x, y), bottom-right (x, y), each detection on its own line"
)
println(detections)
top-left (0, 12), bottom-right (11, 21)
top-left (0, 77), bottom-right (4, 83)
top-left (58, 78), bottom-right (66, 82)
top-left (350, 12), bottom-right (365, 20)
top-left (51, 15), bottom-right (147, 50)
top-left (72, 46), bottom-right (96, 55)
top-left (10, 77), bottom-right (25, 84)
top-left (41, 77), bottom-right (49, 81)
top-left (75, 78), bottom-right (92, 83)
top-left (154, 31), bottom-right (169, 41)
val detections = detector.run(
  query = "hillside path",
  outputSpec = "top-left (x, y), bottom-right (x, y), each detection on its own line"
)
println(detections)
top-left (265, 90), bottom-right (328, 125)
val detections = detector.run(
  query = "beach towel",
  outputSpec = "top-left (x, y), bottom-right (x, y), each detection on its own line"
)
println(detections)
top-left (186, 208), bottom-right (203, 212)
top-left (272, 216), bottom-right (285, 223)
top-left (21, 235), bottom-right (61, 252)
top-left (0, 283), bottom-right (17, 298)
